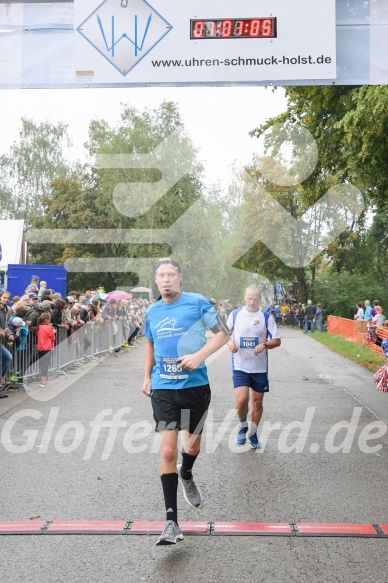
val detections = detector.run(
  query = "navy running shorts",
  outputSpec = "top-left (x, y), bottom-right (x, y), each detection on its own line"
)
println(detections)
top-left (232, 370), bottom-right (269, 393)
top-left (151, 384), bottom-right (211, 434)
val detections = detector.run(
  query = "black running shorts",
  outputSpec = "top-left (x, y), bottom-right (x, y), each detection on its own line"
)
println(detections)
top-left (151, 384), bottom-right (211, 435)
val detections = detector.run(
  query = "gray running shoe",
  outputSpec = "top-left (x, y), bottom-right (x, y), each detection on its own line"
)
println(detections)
top-left (177, 463), bottom-right (202, 508)
top-left (156, 520), bottom-right (184, 546)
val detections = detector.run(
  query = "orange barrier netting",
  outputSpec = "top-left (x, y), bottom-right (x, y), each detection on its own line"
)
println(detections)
top-left (327, 316), bottom-right (388, 356)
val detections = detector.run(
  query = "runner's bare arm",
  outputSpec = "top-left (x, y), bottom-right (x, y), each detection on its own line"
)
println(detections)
top-left (253, 337), bottom-right (281, 355)
top-left (264, 338), bottom-right (281, 349)
top-left (142, 339), bottom-right (155, 397)
top-left (177, 331), bottom-right (230, 371)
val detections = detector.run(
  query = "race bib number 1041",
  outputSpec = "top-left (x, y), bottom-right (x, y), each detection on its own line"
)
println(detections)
top-left (239, 336), bottom-right (259, 349)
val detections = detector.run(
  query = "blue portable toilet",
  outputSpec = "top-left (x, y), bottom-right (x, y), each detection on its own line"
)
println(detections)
top-left (6, 264), bottom-right (67, 298)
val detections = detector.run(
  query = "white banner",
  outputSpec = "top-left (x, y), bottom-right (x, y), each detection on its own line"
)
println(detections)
top-left (75, 0), bottom-right (336, 84)
top-left (3, 1), bottom-right (388, 88)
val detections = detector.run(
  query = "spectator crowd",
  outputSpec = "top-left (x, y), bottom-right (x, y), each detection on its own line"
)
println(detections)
top-left (1, 275), bottom-right (386, 394)
top-left (0, 281), bottom-right (151, 392)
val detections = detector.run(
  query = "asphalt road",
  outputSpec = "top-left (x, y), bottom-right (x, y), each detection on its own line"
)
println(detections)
top-left (0, 328), bottom-right (387, 583)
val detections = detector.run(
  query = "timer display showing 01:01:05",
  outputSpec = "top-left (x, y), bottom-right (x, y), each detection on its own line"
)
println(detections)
top-left (190, 18), bottom-right (277, 39)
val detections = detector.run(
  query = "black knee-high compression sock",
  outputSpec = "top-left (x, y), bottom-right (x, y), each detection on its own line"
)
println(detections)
top-left (181, 450), bottom-right (198, 480)
top-left (160, 473), bottom-right (178, 523)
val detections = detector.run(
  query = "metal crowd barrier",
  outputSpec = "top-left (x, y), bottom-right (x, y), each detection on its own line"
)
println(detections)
top-left (1, 320), bottom-right (130, 393)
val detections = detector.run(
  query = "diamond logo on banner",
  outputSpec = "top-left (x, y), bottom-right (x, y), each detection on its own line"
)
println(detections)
top-left (77, 0), bottom-right (172, 76)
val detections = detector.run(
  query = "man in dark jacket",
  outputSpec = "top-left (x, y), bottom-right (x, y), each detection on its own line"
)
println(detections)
top-left (304, 300), bottom-right (316, 334)
top-left (0, 291), bottom-right (13, 393)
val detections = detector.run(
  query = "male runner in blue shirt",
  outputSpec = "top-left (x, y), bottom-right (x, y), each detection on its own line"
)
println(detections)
top-left (142, 258), bottom-right (230, 545)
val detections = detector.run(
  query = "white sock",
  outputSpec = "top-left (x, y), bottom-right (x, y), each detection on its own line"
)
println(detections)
top-left (248, 424), bottom-right (258, 437)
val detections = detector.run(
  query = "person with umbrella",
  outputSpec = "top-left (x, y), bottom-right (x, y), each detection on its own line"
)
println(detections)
top-left (106, 291), bottom-right (133, 302)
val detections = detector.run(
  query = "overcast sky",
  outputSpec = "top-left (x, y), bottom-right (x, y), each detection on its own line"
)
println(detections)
top-left (0, 86), bottom-right (287, 187)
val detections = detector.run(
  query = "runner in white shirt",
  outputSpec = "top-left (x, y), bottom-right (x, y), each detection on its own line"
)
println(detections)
top-left (226, 285), bottom-right (281, 448)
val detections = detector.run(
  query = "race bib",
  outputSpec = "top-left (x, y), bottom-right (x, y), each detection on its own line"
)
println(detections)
top-left (240, 336), bottom-right (259, 349)
top-left (160, 357), bottom-right (188, 379)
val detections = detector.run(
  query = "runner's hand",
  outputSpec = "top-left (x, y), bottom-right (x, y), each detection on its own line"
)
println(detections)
top-left (228, 342), bottom-right (238, 353)
top-left (176, 354), bottom-right (202, 371)
top-left (142, 379), bottom-right (152, 397)
top-left (253, 342), bottom-right (266, 356)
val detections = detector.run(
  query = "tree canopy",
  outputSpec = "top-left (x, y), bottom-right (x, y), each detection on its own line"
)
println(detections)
top-left (1, 90), bottom-right (386, 314)
top-left (244, 85), bottom-right (388, 308)
top-left (0, 118), bottom-right (77, 223)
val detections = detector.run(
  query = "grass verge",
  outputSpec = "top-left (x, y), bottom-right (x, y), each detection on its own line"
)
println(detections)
top-left (310, 332), bottom-right (386, 373)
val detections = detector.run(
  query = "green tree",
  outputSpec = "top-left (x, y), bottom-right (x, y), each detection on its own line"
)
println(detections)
top-left (246, 86), bottom-right (387, 301)
top-left (29, 102), bottom-right (225, 293)
top-left (233, 164), bottom-right (309, 301)
top-left (0, 118), bottom-right (77, 223)
top-left (231, 154), bottom-right (361, 302)
top-left (367, 211), bottom-right (388, 280)
top-left (313, 271), bottom-right (388, 319)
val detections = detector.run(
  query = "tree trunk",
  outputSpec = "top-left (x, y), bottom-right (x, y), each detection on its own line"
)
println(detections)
top-left (295, 267), bottom-right (308, 303)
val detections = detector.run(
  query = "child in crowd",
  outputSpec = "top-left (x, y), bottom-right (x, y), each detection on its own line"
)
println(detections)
top-left (6, 316), bottom-right (26, 349)
top-left (36, 313), bottom-right (56, 388)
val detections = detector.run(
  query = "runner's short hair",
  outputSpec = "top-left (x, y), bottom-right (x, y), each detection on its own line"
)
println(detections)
top-left (155, 257), bottom-right (181, 273)
top-left (244, 285), bottom-right (261, 296)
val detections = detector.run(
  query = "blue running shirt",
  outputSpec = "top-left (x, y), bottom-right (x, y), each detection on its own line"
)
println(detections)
top-left (145, 292), bottom-right (218, 390)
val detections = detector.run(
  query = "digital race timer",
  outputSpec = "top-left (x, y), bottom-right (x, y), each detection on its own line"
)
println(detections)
top-left (190, 18), bottom-right (277, 39)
